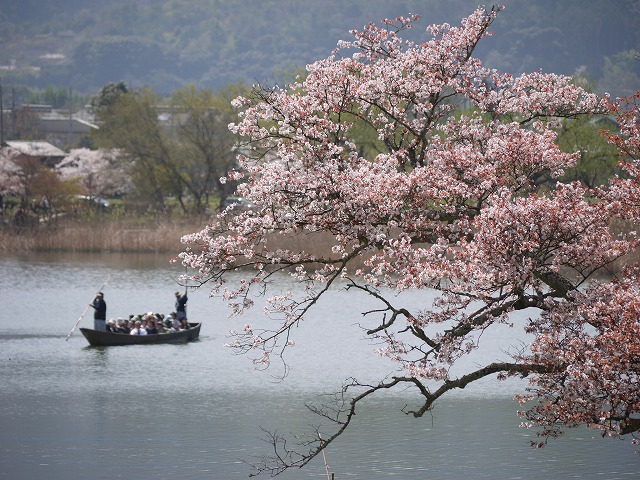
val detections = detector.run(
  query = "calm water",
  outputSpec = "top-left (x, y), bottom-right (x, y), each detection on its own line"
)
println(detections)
top-left (0, 252), bottom-right (638, 480)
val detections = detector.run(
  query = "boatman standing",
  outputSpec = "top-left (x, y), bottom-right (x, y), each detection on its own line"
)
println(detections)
top-left (175, 290), bottom-right (188, 321)
top-left (90, 292), bottom-right (107, 331)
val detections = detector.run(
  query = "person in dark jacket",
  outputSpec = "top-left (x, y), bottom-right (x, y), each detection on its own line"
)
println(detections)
top-left (175, 290), bottom-right (188, 320)
top-left (145, 317), bottom-right (159, 335)
top-left (90, 292), bottom-right (107, 331)
top-left (116, 318), bottom-right (129, 334)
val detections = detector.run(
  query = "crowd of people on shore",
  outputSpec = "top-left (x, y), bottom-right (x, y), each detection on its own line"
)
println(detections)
top-left (106, 311), bottom-right (192, 335)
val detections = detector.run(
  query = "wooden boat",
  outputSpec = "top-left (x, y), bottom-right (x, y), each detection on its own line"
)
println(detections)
top-left (80, 322), bottom-right (201, 346)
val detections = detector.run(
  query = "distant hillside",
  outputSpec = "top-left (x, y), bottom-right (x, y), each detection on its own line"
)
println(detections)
top-left (1, 0), bottom-right (638, 98)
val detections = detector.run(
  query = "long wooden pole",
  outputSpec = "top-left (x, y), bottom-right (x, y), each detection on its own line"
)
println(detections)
top-left (319, 433), bottom-right (331, 480)
top-left (65, 274), bottom-right (111, 341)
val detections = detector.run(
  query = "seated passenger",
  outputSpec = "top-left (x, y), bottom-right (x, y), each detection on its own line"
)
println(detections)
top-left (161, 319), bottom-right (174, 333)
top-left (139, 318), bottom-right (148, 335)
top-left (167, 312), bottom-right (180, 329)
top-left (116, 318), bottom-right (130, 334)
top-left (130, 321), bottom-right (142, 335)
top-left (130, 315), bottom-right (141, 330)
top-left (153, 314), bottom-right (164, 330)
top-left (146, 318), bottom-right (158, 335)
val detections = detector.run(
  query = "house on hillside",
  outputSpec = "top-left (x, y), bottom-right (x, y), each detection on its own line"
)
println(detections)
top-left (1, 140), bottom-right (67, 167)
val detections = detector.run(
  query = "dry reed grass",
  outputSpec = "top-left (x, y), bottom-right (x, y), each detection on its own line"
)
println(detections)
top-left (0, 219), bottom-right (199, 254)
top-left (0, 217), bottom-right (341, 260)
top-left (1, 216), bottom-right (637, 278)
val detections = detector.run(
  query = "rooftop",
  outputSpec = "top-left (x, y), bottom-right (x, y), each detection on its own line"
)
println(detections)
top-left (3, 141), bottom-right (67, 157)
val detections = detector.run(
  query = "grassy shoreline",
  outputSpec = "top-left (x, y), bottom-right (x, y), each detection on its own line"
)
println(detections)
top-left (0, 218), bottom-right (200, 254)
top-left (0, 217), bottom-right (338, 260)
top-left (2, 217), bottom-right (636, 278)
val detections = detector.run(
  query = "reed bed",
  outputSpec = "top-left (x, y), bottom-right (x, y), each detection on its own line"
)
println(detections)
top-left (0, 219), bottom-right (196, 254)
top-left (1, 216), bottom-right (636, 278)
top-left (0, 217), bottom-right (341, 260)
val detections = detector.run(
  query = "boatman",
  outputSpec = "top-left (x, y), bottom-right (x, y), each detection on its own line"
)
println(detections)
top-left (175, 290), bottom-right (188, 321)
top-left (90, 292), bottom-right (107, 331)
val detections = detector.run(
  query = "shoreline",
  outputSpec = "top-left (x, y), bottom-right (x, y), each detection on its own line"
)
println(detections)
top-left (0, 218), bottom-right (199, 254)
top-left (1, 218), bottom-right (636, 278)
top-left (0, 218), bottom-right (339, 259)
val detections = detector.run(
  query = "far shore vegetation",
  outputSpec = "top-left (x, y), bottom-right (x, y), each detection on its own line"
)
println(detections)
top-left (1, 198), bottom-right (637, 280)
top-left (0, 198), bottom-right (336, 259)
top-left (0, 194), bottom-right (207, 254)
top-left (0, 216), bottom-right (192, 255)
top-left (1, 218), bottom-right (192, 254)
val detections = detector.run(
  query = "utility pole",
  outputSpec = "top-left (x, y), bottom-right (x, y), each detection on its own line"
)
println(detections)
top-left (11, 87), bottom-right (15, 139)
top-left (0, 80), bottom-right (4, 144)
top-left (68, 85), bottom-right (73, 146)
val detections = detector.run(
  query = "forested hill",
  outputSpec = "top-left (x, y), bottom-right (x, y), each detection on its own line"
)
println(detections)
top-left (1, 0), bottom-right (639, 98)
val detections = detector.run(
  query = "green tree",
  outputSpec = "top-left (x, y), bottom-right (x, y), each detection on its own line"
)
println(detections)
top-left (172, 83), bottom-right (248, 211)
top-left (91, 87), bottom-right (172, 212)
top-left (557, 115), bottom-right (621, 187)
top-left (90, 81), bottom-right (129, 115)
top-left (91, 83), bottom-right (245, 215)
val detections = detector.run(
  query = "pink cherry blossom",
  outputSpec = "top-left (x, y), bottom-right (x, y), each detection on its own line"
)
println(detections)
top-left (180, 6), bottom-right (640, 473)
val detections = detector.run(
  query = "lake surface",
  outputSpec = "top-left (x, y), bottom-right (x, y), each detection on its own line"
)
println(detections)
top-left (0, 252), bottom-right (638, 480)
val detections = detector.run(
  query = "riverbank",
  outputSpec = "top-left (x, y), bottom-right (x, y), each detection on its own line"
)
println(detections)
top-left (1, 217), bottom-right (636, 277)
top-left (0, 217), bottom-right (337, 259)
top-left (0, 218), bottom-right (198, 254)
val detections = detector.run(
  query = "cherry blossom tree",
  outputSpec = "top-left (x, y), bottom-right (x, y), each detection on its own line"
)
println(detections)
top-left (179, 6), bottom-right (640, 475)
top-left (0, 145), bottom-right (74, 220)
top-left (57, 148), bottom-right (130, 199)
top-left (0, 147), bottom-right (24, 197)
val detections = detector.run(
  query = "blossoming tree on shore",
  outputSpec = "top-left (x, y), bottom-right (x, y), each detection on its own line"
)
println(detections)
top-left (179, 6), bottom-right (640, 475)
top-left (57, 148), bottom-right (130, 199)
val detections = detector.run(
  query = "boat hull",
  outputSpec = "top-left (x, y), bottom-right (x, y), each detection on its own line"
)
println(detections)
top-left (80, 323), bottom-right (201, 346)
